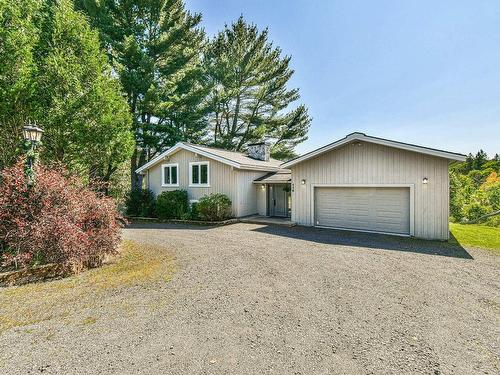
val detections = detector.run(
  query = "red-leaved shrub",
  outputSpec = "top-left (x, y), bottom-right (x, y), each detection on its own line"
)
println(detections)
top-left (0, 159), bottom-right (122, 273)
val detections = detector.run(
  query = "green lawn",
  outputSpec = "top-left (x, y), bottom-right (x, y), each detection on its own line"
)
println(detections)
top-left (0, 241), bottom-right (175, 333)
top-left (450, 223), bottom-right (500, 253)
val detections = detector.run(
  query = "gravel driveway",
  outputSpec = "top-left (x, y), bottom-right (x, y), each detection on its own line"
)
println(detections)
top-left (2, 223), bottom-right (499, 374)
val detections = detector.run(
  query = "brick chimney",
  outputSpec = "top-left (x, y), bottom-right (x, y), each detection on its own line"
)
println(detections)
top-left (247, 142), bottom-right (270, 162)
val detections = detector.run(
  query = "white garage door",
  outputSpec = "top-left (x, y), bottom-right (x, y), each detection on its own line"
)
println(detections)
top-left (314, 187), bottom-right (411, 235)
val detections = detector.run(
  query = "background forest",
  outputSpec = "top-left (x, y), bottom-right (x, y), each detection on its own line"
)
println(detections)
top-left (450, 151), bottom-right (500, 226)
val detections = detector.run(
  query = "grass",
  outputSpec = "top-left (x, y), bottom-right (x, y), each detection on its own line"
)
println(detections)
top-left (0, 241), bottom-right (175, 333)
top-left (450, 223), bottom-right (500, 253)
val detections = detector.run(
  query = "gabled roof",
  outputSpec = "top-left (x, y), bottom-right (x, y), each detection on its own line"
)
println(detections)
top-left (136, 142), bottom-right (283, 174)
top-left (282, 132), bottom-right (466, 168)
top-left (253, 170), bottom-right (291, 184)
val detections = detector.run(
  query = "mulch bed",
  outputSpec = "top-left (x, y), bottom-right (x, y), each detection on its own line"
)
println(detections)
top-left (127, 217), bottom-right (239, 226)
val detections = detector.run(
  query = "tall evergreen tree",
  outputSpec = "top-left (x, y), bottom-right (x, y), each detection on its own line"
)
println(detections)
top-left (204, 17), bottom-right (311, 160)
top-left (77, 0), bottom-right (208, 189)
top-left (473, 149), bottom-right (488, 170)
top-left (0, 0), bottom-right (134, 194)
top-left (464, 153), bottom-right (475, 173)
top-left (35, 0), bottom-right (134, 191)
top-left (0, 0), bottom-right (39, 169)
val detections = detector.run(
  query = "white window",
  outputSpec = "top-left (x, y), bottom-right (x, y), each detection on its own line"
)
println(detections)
top-left (189, 161), bottom-right (209, 187)
top-left (161, 163), bottom-right (179, 187)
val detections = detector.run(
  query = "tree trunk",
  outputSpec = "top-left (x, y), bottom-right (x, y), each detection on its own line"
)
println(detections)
top-left (130, 148), bottom-right (140, 191)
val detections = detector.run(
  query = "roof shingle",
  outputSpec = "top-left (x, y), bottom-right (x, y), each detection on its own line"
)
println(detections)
top-left (182, 142), bottom-right (283, 169)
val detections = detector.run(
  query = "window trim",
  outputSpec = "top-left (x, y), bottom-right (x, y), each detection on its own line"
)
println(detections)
top-left (189, 161), bottom-right (210, 187)
top-left (161, 163), bottom-right (179, 187)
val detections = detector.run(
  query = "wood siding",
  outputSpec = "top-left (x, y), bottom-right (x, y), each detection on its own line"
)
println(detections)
top-left (146, 149), bottom-right (267, 217)
top-left (236, 170), bottom-right (268, 217)
top-left (290, 141), bottom-right (450, 240)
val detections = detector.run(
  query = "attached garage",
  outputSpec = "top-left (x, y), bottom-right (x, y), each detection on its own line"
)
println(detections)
top-left (282, 132), bottom-right (466, 240)
top-left (314, 186), bottom-right (412, 236)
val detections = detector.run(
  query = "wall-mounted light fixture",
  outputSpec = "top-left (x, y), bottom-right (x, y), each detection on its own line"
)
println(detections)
top-left (301, 179), bottom-right (306, 185)
top-left (422, 177), bottom-right (429, 184)
top-left (261, 184), bottom-right (266, 190)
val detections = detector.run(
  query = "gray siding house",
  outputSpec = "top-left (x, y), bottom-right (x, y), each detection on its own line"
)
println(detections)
top-left (136, 132), bottom-right (466, 240)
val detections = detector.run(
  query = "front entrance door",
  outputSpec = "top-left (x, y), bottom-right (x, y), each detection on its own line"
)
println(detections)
top-left (268, 184), bottom-right (290, 217)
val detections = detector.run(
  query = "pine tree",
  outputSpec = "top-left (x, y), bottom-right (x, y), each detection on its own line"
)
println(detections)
top-left (464, 153), bottom-right (474, 172)
top-left (473, 149), bottom-right (488, 170)
top-left (77, 0), bottom-right (208, 189)
top-left (204, 16), bottom-right (311, 160)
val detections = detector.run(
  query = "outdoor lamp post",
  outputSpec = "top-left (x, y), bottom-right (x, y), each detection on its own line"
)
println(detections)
top-left (22, 122), bottom-right (44, 185)
top-left (23, 124), bottom-right (44, 144)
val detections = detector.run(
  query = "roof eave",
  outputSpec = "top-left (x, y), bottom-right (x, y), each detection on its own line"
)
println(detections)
top-left (282, 133), bottom-right (466, 168)
top-left (135, 142), bottom-right (283, 174)
top-left (238, 165), bottom-right (282, 172)
top-left (252, 179), bottom-right (291, 184)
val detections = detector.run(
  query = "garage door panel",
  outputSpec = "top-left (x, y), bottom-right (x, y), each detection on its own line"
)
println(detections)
top-left (314, 187), bottom-right (410, 235)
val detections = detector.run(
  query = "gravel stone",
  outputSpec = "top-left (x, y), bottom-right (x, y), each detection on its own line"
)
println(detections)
top-left (1, 222), bottom-right (499, 375)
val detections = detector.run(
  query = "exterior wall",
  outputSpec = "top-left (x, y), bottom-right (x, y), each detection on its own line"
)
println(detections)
top-left (290, 141), bottom-right (450, 240)
top-left (146, 149), bottom-right (267, 217)
top-left (235, 170), bottom-right (268, 217)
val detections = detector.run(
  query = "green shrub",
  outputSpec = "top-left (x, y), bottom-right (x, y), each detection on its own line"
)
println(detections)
top-left (197, 193), bottom-right (232, 221)
top-left (463, 201), bottom-right (492, 222)
top-left (484, 182), bottom-right (500, 211)
top-left (190, 201), bottom-right (200, 220)
top-left (156, 190), bottom-right (189, 220)
top-left (485, 215), bottom-right (500, 227)
top-left (0, 160), bottom-right (121, 272)
top-left (125, 189), bottom-right (156, 217)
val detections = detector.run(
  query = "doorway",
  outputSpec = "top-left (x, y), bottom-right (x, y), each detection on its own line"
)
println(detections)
top-left (268, 184), bottom-right (291, 217)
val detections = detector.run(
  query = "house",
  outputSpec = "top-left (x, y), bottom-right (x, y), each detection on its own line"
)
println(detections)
top-left (136, 132), bottom-right (466, 240)
top-left (136, 142), bottom-right (284, 218)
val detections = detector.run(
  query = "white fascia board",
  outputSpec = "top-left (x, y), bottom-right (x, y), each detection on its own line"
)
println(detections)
top-left (282, 133), bottom-right (466, 168)
top-left (135, 142), bottom-right (242, 174)
top-left (136, 142), bottom-right (283, 174)
top-left (135, 143), bottom-right (184, 174)
top-left (359, 135), bottom-right (467, 161)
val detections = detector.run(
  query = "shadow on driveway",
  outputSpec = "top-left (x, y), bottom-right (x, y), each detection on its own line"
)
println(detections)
top-left (124, 221), bottom-right (473, 259)
top-left (251, 225), bottom-right (473, 259)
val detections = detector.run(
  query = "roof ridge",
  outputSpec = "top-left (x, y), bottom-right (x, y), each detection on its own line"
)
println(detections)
top-left (183, 142), bottom-right (247, 155)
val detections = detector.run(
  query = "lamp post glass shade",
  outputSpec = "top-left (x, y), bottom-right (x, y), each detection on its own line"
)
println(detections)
top-left (23, 125), bottom-right (44, 143)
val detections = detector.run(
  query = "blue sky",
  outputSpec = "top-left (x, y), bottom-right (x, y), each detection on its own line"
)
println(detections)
top-left (186, 0), bottom-right (500, 157)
